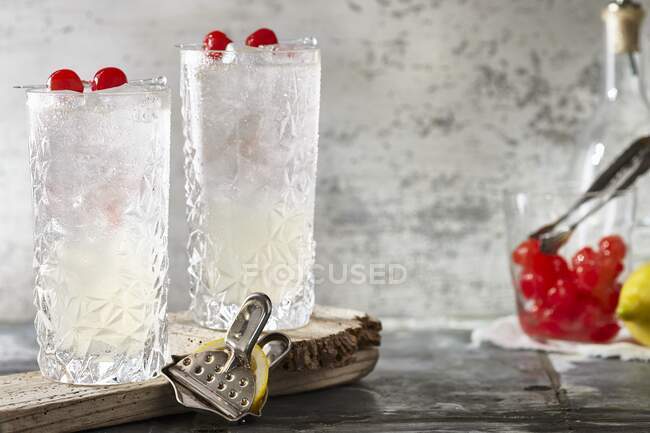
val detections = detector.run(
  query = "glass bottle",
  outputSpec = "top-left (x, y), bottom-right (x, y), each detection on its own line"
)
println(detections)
top-left (571, 0), bottom-right (650, 226)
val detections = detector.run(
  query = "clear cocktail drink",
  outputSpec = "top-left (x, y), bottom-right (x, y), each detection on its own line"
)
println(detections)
top-left (180, 40), bottom-right (320, 330)
top-left (26, 80), bottom-right (171, 384)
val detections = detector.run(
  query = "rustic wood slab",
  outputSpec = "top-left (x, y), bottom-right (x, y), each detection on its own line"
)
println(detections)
top-left (0, 306), bottom-right (381, 433)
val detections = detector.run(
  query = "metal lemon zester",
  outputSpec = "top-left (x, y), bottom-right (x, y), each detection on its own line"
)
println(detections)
top-left (162, 293), bottom-right (291, 421)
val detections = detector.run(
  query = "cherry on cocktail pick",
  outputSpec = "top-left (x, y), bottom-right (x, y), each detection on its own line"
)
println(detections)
top-left (245, 28), bottom-right (278, 47)
top-left (203, 30), bottom-right (232, 51)
top-left (91, 67), bottom-right (128, 91)
top-left (47, 69), bottom-right (84, 93)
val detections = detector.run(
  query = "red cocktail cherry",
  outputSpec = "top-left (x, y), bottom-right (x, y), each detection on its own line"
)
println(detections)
top-left (520, 271), bottom-right (545, 300)
top-left (590, 322), bottom-right (621, 343)
top-left (47, 69), bottom-right (84, 93)
top-left (513, 234), bottom-right (627, 343)
top-left (571, 246), bottom-right (597, 268)
top-left (512, 238), bottom-right (540, 267)
top-left (203, 30), bottom-right (232, 58)
top-left (574, 263), bottom-right (599, 292)
top-left (246, 28), bottom-right (278, 47)
top-left (599, 235), bottom-right (626, 260)
top-left (91, 67), bottom-right (127, 91)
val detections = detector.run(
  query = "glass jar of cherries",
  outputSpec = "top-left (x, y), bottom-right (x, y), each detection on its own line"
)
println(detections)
top-left (504, 188), bottom-right (635, 343)
top-left (512, 235), bottom-right (625, 342)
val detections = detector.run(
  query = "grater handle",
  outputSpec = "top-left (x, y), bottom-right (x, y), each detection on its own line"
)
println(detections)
top-left (258, 332), bottom-right (292, 370)
top-left (226, 292), bottom-right (273, 360)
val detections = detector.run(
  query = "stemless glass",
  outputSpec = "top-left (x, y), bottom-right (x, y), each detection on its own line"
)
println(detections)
top-left (180, 41), bottom-right (320, 330)
top-left (504, 186), bottom-right (635, 343)
top-left (25, 81), bottom-right (171, 384)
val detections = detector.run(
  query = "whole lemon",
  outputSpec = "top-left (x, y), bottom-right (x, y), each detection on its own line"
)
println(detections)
top-left (617, 263), bottom-right (650, 346)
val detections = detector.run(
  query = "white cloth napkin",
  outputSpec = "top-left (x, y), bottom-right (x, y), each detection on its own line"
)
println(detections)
top-left (471, 315), bottom-right (650, 362)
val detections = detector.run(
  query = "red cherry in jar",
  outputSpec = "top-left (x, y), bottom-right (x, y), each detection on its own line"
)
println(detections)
top-left (574, 263), bottom-right (599, 293)
top-left (511, 234), bottom-right (627, 343)
top-left (519, 271), bottom-right (546, 300)
top-left (599, 235), bottom-right (626, 261)
top-left (571, 246), bottom-right (597, 269)
top-left (512, 238), bottom-right (540, 268)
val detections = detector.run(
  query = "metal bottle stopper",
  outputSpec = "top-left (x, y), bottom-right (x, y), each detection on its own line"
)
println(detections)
top-left (162, 293), bottom-right (291, 421)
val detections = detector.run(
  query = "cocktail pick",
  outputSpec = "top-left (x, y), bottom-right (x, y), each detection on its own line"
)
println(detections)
top-left (162, 293), bottom-right (291, 422)
top-left (13, 76), bottom-right (167, 90)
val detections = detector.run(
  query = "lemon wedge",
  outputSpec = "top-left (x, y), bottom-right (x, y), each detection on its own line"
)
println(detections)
top-left (195, 338), bottom-right (269, 412)
top-left (617, 263), bottom-right (650, 346)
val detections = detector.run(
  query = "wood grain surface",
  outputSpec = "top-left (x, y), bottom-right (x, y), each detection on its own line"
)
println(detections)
top-left (0, 306), bottom-right (381, 433)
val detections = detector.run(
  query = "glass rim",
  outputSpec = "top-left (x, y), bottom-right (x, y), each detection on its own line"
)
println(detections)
top-left (25, 86), bottom-right (170, 96)
top-left (23, 78), bottom-right (170, 96)
top-left (176, 41), bottom-right (319, 54)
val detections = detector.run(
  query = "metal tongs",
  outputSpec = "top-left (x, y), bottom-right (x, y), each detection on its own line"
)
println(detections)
top-left (162, 293), bottom-right (291, 422)
top-left (531, 136), bottom-right (650, 253)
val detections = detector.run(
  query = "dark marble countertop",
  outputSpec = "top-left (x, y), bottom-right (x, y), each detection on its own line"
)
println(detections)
top-left (2, 323), bottom-right (649, 432)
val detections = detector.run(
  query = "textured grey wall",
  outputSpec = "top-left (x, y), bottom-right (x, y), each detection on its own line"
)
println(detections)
top-left (0, 0), bottom-right (631, 323)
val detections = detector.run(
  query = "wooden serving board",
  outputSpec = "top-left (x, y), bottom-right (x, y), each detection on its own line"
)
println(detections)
top-left (0, 306), bottom-right (381, 433)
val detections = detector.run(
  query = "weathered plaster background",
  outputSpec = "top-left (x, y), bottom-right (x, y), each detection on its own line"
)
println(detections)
top-left (0, 0), bottom-right (634, 323)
